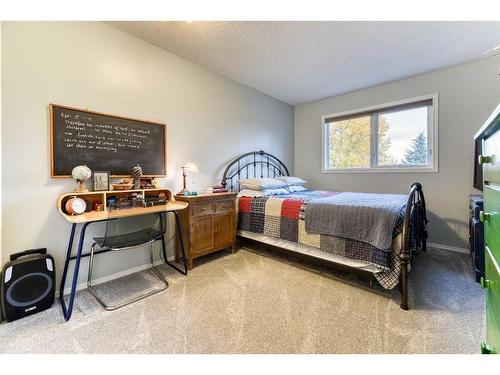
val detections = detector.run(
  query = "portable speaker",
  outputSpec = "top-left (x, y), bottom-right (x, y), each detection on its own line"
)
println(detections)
top-left (1, 248), bottom-right (55, 322)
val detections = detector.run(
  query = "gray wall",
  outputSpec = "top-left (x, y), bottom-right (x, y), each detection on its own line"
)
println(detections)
top-left (1, 22), bottom-right (293, 287)
top-left (295, 55), bottom-right (500, 250)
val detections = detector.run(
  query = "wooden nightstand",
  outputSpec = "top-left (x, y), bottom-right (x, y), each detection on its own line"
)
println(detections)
top-left (175, 192), bottom-right (237, 270)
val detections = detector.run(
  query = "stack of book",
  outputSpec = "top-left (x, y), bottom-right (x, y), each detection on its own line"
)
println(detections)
top-left (204, 185), bottom-right (228, 194)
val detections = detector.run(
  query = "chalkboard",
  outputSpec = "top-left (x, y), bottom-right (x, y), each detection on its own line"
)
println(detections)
top-left (50, 104), bottom-right (166, 177)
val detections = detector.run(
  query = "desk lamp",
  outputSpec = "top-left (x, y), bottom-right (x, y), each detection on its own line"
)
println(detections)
top-left (178, 162), bottom-right (199, 195)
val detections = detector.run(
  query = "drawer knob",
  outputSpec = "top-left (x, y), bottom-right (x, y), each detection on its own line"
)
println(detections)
top-left (480, 277), bottom-right (491, 289)
top-left (478, 154), bottom-right (493, 165)
top-left (481, 341), bottom-right (497, 354)
top-left (479, 211), bottom-right (491, 222)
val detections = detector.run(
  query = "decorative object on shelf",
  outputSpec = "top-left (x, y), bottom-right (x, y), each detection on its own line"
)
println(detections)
top-left (144, 194), bottom-right (167, 207)
top-left (92, 201), bottom-right (105, 211)
top-left (118, 201), bottom-right (132, 210)
top-left (71, 165), bottom-right (91, 193)
top-left (140, 177), bottom-right (154, 189)
top-left (131, 193), bottom-right (145, 208)
top-left (152, 178), bottom-right (160, 189)
top-left (84, 199), bottom-right (92, 212)
top-left (132, 164), bottom-right (143, 189)
top-left (65, 196), bottom-right (87, 215)
top-left (106, 195), bottom-right (118, 209)
top-left (112, 178), bottom-right (134, 191)
top-left (179, 162), bottom-right (199, 195)
top-left (204, 185), bottom-right (228, 194)
top-left (92, 171), bottom-right (110, 192)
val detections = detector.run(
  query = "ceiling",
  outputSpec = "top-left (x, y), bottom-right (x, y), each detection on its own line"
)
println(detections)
top-left (108, 21), bottom-right (500, 105)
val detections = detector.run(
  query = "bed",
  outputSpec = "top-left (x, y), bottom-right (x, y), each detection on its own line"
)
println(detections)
top-left (221, 150), bottom-right (428, 310)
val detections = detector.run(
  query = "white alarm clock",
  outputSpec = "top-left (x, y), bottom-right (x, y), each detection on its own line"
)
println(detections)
top-left (65, 196), bottom-right (87, 215)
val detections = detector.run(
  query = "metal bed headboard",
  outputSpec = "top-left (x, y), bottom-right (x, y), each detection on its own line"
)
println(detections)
top-left (221, 150), bottom-right (289, 192)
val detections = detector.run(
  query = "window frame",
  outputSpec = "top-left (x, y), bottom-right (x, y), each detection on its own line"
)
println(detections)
top-left (321, 93), bottom-right (439, 174)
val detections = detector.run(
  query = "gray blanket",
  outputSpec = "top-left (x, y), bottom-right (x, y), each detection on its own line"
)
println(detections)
top-left (304, 192), bottom-right (407, 250)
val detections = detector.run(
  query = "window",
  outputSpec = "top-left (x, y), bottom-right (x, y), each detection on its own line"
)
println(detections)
top-left (322, 94), bottom-right (438, 173)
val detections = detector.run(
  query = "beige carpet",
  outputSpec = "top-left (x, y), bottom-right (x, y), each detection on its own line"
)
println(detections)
top-left (0, 245), bottom-right (485, 354)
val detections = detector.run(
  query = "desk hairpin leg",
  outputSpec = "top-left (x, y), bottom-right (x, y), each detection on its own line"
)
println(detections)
top-left (159, 211), bottom-right (188, 275)
top-left (60, 221), bottom-right (91, 321)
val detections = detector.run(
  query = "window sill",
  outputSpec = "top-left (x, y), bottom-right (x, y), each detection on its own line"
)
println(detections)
top-left (322, 166), bottom-right (438, 174)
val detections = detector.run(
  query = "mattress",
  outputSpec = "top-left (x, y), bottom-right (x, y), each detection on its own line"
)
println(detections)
top-left (237, 190), bottom-right (405, 289)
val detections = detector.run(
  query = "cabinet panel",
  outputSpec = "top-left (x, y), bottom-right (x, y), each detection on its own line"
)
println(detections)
top-left (192, 216), bottom-right (215, 254)
top-left (215, 212), bottom-right (234, 249)
top-left (485, 245), bottom-right (500, 353)
top-left (484, 185), bottom-right (500, 261)
top-left (484, 131), bottom-right (500, 184)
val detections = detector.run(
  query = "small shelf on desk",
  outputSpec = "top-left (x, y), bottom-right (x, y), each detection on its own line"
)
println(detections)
top-left (57, 188), bottom-right (188, 223)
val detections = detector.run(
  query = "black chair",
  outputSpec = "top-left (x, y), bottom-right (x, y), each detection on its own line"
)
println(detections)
top-left (86, 213), bottom-right (169, 311)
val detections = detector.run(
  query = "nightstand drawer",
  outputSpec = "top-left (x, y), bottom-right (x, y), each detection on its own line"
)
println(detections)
top-left (215, 200), bottom-right (234, 213)
top-left (193, 203), bottom-right (214, 216)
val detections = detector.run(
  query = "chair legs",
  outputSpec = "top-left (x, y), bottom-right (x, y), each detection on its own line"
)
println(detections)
top-left (87, 241), bottom-right (169, 311)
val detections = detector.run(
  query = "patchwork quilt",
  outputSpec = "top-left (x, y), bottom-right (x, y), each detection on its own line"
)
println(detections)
top-left (238, 190), bottom-right (405, 289)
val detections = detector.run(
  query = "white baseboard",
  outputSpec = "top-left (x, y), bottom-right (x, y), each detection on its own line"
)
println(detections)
top-left (427, 242), bottom-right (469, 254)
top-left (58, 256), bottom-right (176, 298)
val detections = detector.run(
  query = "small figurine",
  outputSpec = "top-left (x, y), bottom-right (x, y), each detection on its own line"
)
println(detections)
top-left (132, 165), bottom-right (143, 190)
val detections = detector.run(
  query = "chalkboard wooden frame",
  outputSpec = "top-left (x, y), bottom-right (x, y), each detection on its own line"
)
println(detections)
top-left (49, 104), bottom-right (167, 178)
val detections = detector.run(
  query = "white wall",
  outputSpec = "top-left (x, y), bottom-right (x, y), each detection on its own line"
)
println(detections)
top-left (1, 22), bottom-right (293, 285)
top-left (295, 55), bottom-right (500, 250)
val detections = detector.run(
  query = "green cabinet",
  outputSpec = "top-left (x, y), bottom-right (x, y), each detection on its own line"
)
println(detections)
top-left (476, 104), bottom-right (500, 354)
top-left (483, 246), bottom-right (500, 354)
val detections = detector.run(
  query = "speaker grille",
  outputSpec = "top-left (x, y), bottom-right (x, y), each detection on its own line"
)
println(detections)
top-left (6, 272), bottom-right (53, 307)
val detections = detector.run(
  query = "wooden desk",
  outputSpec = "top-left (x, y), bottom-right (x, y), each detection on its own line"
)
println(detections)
top-left (56, 188), bottom-right (189, 321)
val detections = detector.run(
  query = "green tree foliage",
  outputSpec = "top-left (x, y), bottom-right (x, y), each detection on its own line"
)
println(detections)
top-left (402, 131), bottom-right (427, 165)
top-left (328, 116), bottom-right (392, 168)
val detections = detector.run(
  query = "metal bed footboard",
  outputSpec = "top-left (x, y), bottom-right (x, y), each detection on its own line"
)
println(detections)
top-left (399, 182), bottom-right (428, 310)
top-left (221, 150), bottom-right (428, 310)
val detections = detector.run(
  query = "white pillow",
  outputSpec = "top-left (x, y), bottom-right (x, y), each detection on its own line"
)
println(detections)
top-left (266, 187), bottom-right (290, 195)
top-left (237, 189), bottom-right (267, 198)
top-left (240, 178), bottom-right (287, 190)
top-left (275, 176), bottom-right (307, 186)
top-left (286, 185), bottom-right (307, 193)
top-left (237, 188), bottom-right (290, 198)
